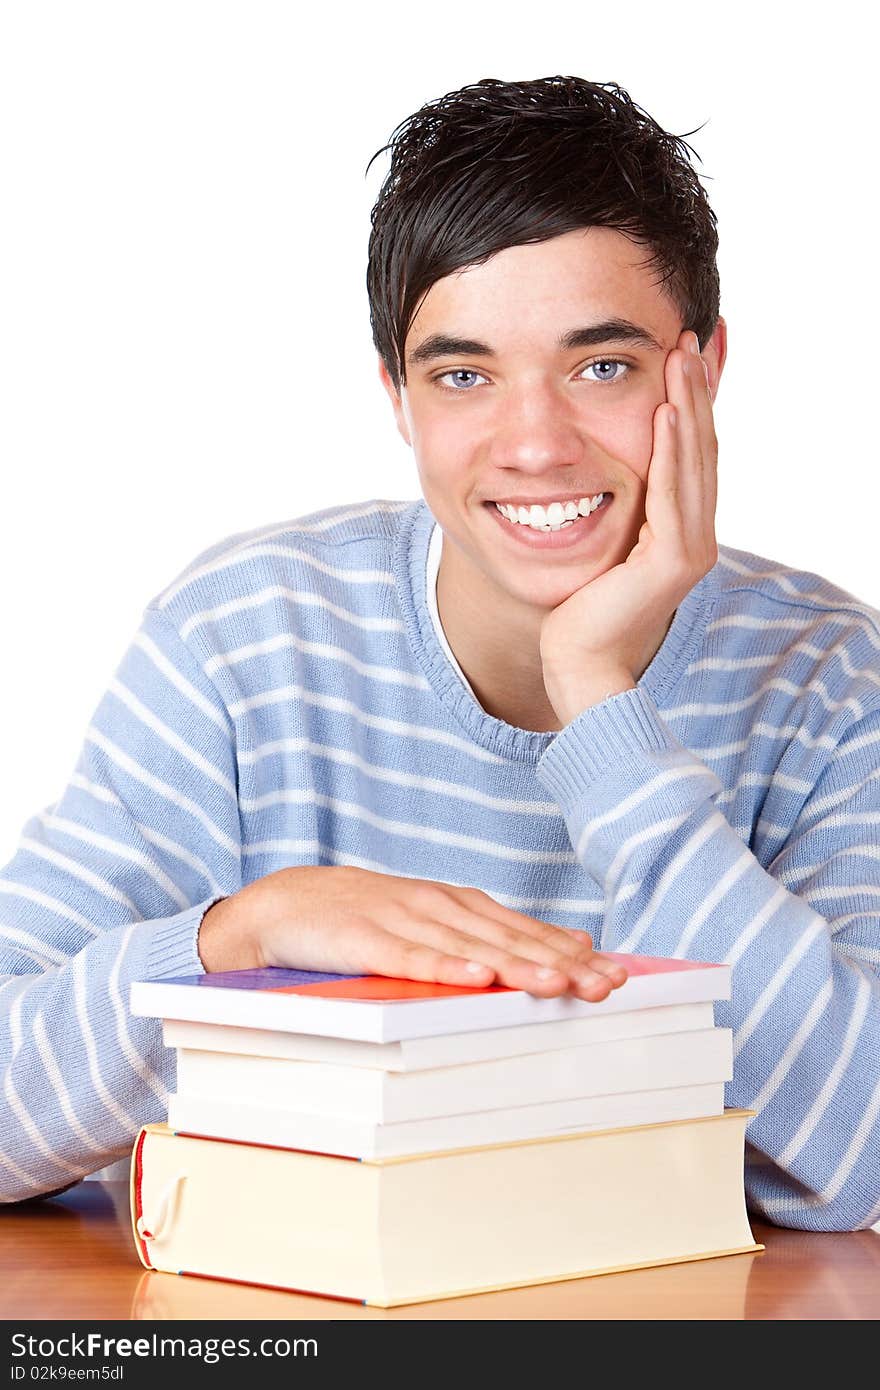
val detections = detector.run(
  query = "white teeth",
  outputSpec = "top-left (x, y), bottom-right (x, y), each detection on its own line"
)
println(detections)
top-left (494, 495), bottom-right (606, 531)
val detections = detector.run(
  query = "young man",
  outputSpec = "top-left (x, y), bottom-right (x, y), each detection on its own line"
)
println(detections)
top-left (1, 76), bottom-right (878, 1230)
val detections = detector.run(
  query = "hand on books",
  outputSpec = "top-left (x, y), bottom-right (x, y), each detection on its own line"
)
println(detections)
top-left (539, 327), bottom-right (719, 722)
top-left (198, 865), bottom-right (628, 1001)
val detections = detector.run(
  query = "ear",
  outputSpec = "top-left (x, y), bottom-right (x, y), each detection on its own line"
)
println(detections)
top-left (377, 356), bottom-right (412, 448)
top-left (702, 316), bottom-right (727, 401)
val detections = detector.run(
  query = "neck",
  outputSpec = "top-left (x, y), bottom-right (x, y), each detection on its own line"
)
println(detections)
top-left (435, 541), bottom-right (565, 734)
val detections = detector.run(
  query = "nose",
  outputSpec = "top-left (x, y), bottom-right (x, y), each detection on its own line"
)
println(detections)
top-left (486, 379), bottom-right (585, 475)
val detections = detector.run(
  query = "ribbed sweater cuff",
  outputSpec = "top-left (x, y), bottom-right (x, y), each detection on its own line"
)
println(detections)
top-left (143, 897), bottom-right (224, 980)
top-left (536, 686), bottom-right (680, 810)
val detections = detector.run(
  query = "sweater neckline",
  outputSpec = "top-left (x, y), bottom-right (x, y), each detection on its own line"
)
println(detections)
top-left (394, 499), bottom-right (720, 764)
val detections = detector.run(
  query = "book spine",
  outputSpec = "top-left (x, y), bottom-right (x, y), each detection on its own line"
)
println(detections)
top-left (131, 1127), bottom-right (153, 1270)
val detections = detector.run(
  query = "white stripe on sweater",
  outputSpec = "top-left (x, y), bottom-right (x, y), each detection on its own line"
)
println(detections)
top-left (157, 500), bottom-right (411, 606)
top-left (663, 677), bottom-right (865, 723)
top-left (85, 727), bottom-right (239, 859)
top-left (107, 925), bottom-right (167, 1104)
top-left (133, 632), bottom-right (230, 732)
top-left (32, 1012), bottom-right (107, 1156)
top-left (159, 543), bottom-right (395, 609)
top-left (694, 724), bottom-right (837, 762)
top-left (0, 920), bottom-right (77, 970)
top-left (674, 851), bottom-right (754, 956)
top-left (67, 777), bottom-right (227, 897)
top-left (776, 968), bottom-right (873, 1168)
top-left (0, 879), bottom-right (100, 936)
top-left (243, 795), bottom-right (578, 861)
top-left (239, 737), bottom-right (560, 815)
top-left (227, 683), bottom-right (511, 765)
top-left (708, 611), bottom-right (880, 653)
top-left (748, 980), bottom-right (833, 1118)
top-left (0, 1147), bottom-right (46, 1197)
top-left (72, 951), bottom-right (143, 1134)
top-left (3, 1071), bottom-right (83, 1177)
top-left (234, 839), bottom-right (624, 914)
top-left (687, 642), bottom-right (880, 692)
top-left (36, 814), bottom-right (190, 912)
top-left (108, 680), bottom-right (237, 798)
top-left (724, 884), bottom-right (792, 968)
top-left (204, 632), bottom-right (430, 690)
top-left (19, 838), bottom-right (139, 915)
top-left (733, 922), bottom-right (824, 1059)
top-left (614, 810), bottom-right (729, 954)
top-left (8, 989), bottom-right (24, 1056)
top-left (821, 1069), bottom-right (880, 1204)
top-left (574, 763), bottom-right (720, 861)
top-left (179, 586), bottom-right (405, 642)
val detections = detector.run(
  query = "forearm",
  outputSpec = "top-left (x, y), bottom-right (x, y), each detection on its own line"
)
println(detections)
top-left (0, 902), bottom-right (216, 1202)
top-left (536, 686), bottom-right (880, 1231)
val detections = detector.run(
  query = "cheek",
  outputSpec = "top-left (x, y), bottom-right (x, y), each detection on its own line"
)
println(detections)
top-left (410, 405), bottom-right (473, 469)
top-left (587, 401), bottom-right (655, 484)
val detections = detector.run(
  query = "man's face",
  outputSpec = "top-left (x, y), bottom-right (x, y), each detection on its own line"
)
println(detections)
top-left (379, 227), bottom-right (723, 619)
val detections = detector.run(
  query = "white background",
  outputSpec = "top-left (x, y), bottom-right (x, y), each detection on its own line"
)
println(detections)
top-left (0, 0), bottom-right (877, 859)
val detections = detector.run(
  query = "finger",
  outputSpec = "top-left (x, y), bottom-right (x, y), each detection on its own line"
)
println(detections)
top-left (440, 929), bottom-right (617, 1001)
top-left (643, 398), bottom-right (684, 545)
top-left (365, 897), bottom-right (613, 1000)
top-left (683, 333), bottom-right (719, 530)
top-left (554, 929), bottom-right (628, 979)
top-left (369, 922), bottom-right (572, 998)
top-left (394, 902), bottom-right (595, 983)
top-left (443, 898), bottom-right (629, 990)
top-left (693, 349), bottom-right (719, 529)
top-left (295, 920), bottom-right (500, 989)
top-left (669, 340), bottom-right (705, 527)
top-left (450, 911), bottom-right (628, 989)
top-left (588, 953), bottom-right (629, 986)
top-left (377, 884), bottom-right (627, 1000)
top-left (444, 887), bottom-right (599, 964)
top-left (407, 911), bottom-right (625, 1002)
top-left (666, 334), bottom-right (716, 560)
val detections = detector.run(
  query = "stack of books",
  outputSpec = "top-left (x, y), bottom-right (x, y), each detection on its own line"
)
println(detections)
top-left (128, 954), bottom-right (761, 1306)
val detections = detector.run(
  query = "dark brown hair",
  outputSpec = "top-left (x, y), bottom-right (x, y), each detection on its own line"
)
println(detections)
top-left (365, 75), bottom-right (719, 392)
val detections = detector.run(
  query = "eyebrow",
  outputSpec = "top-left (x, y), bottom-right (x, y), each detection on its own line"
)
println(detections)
top-left (407, 318), bottom-right (665, 367)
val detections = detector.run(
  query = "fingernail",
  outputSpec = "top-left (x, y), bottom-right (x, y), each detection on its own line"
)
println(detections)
top-left (536, 966), bottom-right (562, 980)
top-left (689, 333), bottom-right (700, 355)
top-left (577, 973), bottom-right (610, 995)
top-left (465, 960), bottom-right (488, 974)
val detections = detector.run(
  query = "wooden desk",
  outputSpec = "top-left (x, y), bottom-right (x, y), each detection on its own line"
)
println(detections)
top-left (1, 1181), bottom-right (878, 1320)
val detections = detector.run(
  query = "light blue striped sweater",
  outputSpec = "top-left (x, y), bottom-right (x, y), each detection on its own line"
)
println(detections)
top-left (1, 497), bottom-right (879, 1230)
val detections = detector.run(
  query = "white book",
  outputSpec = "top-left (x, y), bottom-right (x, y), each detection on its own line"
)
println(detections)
top-left (162, 1000), bottom-right (717, 1071)
top-left (131, 954), bottom-right (730, 1043)
top-left (166, 1081), bottom-right (727, 1160)
top-left (174, 1026), bottom-right (733, 1123)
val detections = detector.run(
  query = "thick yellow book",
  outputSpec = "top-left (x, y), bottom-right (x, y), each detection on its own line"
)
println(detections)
top-left (131, 1110), bottom-right (762, 1308)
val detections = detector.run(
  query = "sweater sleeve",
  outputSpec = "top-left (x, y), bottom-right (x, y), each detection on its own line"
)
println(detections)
top-left (535, 684), bottom-right (880, 1233)
top-left (0, 605), bottom-right (242, 1202)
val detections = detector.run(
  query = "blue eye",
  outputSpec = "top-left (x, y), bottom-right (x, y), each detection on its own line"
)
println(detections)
top-left (433, 358), bottom-right (632, 393)
top-left (436, 370), bottom-right (486, 391)
top-left (582, 358), bottom-right (630, 384)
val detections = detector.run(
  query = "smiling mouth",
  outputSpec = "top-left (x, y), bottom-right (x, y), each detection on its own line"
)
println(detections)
top-left (486, 493), bottom-right (612, 533)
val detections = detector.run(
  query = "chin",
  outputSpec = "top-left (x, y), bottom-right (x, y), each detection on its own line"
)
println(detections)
top-left (503, 568), bottom-right (607, 613)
